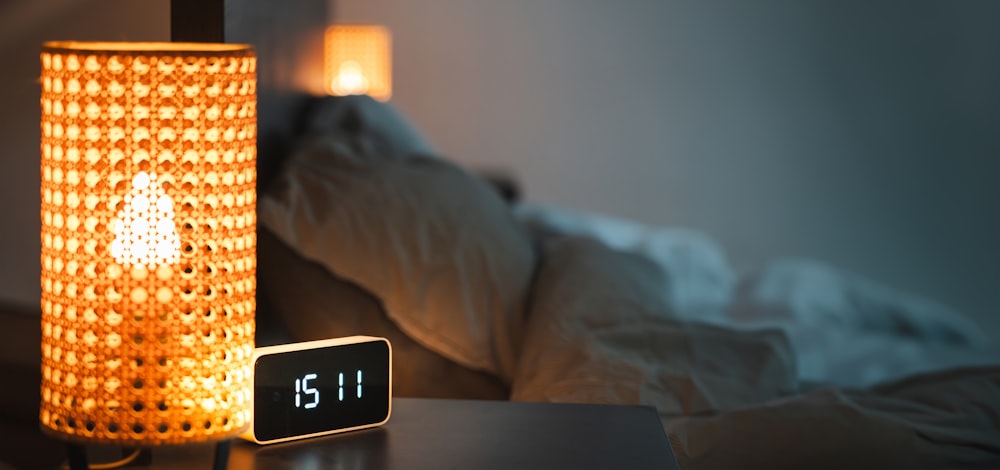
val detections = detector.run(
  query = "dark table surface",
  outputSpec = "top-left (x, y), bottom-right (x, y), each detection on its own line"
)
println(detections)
top-left (226, 397), bottom-right (679, 470)
top-left (2, 397), bottom-right (679, 470)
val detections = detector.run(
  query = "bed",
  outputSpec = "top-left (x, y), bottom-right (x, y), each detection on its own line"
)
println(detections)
top-left (249, 94), bottom-right (1000, 468)
top-left (7, 1), bottom-right (997, 468)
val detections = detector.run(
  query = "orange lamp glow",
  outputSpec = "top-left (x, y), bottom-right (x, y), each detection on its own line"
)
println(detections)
top-left (324, 25), bottom-right (392, 101)
top-left (39, 41), bottom-right (257, 446)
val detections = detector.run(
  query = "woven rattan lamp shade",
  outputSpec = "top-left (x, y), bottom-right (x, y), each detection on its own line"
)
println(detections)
top-left (39, 41), bottom-right (257, 445)
top-left (324, 25), bottom-right (392, 101)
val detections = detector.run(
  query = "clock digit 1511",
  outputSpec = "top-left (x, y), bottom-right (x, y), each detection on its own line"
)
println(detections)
top-left (243, 336), bottom-right (392, 444)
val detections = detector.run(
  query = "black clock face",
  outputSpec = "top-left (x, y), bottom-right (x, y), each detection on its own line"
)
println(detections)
top-left (253, 340), bottom-right (390, 442)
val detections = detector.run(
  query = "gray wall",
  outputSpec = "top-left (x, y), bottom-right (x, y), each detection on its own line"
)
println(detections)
top-left (0, 0), bottom-right (170, 307)
top-left (1, 0), bottom-right (996, 336)
top-left (335, 0), bottom-right (1000, 332)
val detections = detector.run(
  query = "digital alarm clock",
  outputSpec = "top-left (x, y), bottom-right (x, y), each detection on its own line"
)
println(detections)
top-left (242, 336), bottom-right (392, 444)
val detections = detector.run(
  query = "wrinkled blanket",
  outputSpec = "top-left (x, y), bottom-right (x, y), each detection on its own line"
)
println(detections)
top-left (510, 237), bottom-right (1000, 469)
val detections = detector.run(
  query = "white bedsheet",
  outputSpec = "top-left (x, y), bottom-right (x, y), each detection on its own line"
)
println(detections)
top-left (515, 202), bottom-right (998, 388)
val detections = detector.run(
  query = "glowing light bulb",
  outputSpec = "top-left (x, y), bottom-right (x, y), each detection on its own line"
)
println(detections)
top-left (111, 171), bottom-right (180, 267)
top-left (330, 61), bottom-right (370, 95)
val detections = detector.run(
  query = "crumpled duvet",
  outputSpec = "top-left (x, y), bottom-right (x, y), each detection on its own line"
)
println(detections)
top-left (515, 202), bottom-right (997, 389)
top-left (510, 236), bottom-right (1000, 469)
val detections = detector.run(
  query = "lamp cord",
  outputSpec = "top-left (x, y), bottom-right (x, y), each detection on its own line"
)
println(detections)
top-left (62, 448), bottom-right (142, 470)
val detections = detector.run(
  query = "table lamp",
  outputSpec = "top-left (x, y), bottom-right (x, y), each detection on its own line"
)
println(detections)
top-left (39, 41), bottom-right (257, 469)
top-left (324, 25), bottom-right (392, 101)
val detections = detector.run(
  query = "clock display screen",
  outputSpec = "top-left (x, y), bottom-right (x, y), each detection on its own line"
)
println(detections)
top-left (253, 339), bottom-right (390, 442)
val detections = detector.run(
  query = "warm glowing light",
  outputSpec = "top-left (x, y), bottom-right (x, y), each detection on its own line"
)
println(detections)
top-left (110, 172), bottom-right (180, 268)
top-left (324, 25), bottom-right (391, 101)
top-left (39, 41), bottom-right (257, 446)
top-left (330, 60), bottom-right (370, 96)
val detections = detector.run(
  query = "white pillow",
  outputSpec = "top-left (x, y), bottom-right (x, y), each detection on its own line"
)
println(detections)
top-left (260, 135), bottom-right (536, 382)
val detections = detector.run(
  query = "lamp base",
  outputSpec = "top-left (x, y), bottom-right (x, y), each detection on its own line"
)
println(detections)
top-left (213, 440), bottom-right (231, 470)
top-left (65, 445), bottom-right (143, 470)
top-left (67, 443), bottom-right (87, 470)
top-left (63, 441), bottom-right (229, 470)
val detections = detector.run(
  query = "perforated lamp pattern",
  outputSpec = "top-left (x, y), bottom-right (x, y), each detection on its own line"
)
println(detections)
top-left (324, 25), bottom-right (392, 101)
top-left (39, 42), bottom-right (257, 445)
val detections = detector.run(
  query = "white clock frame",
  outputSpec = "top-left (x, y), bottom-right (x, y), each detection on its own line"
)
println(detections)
top-left (241, 336), bottom-right (393, 445)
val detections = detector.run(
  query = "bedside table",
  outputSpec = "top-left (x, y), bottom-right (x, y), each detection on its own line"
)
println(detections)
top-left (156, 398), bottom-right (680, 470)
top-left (0, 305), bottom-right (678, 469)
top-left (4, 398), bottom-right (679, 469)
